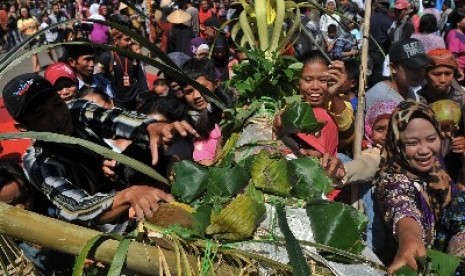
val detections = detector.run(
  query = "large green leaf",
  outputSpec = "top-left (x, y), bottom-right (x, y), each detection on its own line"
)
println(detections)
top-left (192, 204), bottom-right (213, 237)
top-left (306, 201), bottom-right (367, 261)
top-left (170, 161), bottom-right (209, 204)
top-left (206, 165), bottom-right (250, 198)
top-left (288, 157), bottom-right (333, 200)
top-left (250, 151), bottom-right (291, 197)
top-left (280, 102), bottom-right (324, 134)
top-left (394, 249), bottom-right (461, 275)
top-left (276, 204), bottom-right (310, 276)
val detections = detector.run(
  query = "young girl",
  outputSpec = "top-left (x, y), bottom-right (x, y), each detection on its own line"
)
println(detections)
top-left (288, 50), bottom-right (355, 157)
top-left (182, 58), bottom-right (225, 166)
top-left (373, 100), bottom-right (458, 274)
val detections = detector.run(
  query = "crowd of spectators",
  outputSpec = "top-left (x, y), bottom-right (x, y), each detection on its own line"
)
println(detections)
top-left (0, 0), bottom-right (465, 274)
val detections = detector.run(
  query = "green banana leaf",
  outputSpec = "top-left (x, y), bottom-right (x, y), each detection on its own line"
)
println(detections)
top-left (288, 157), bottom-right (333, 200)
top-left (192, 204), bottom-right (214, 238)
top-left (170, 161), bottom-right (209, 204)
top-left (306, 201), bottom-right (367, 262)
top-left (280, 102), bottom-right (325, 134)
top-left (250, 151), bottom-right (291, 197)
top-left (206, 165), bottom-right (250, 198)
top-left (394, 249), bottom-right (461, 276)
top-left (205, 192), bottom-right (265, 240)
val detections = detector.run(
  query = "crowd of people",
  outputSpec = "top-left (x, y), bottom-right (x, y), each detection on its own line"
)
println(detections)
top-left (0, 0), bottom-right (464, 274)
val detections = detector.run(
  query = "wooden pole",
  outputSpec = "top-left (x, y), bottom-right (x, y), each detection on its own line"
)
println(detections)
top-left (352, 0), bottom-right (373, 209)
top-left (0, 203), bottom-right (236, 275)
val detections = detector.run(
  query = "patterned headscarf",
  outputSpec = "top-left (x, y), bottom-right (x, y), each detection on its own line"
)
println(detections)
top-left (379, 100), bottom-right (452, 217)
top-left (364, 100), bottom-right (398, 146)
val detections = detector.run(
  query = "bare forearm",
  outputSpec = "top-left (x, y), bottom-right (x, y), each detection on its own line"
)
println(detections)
top-left (396, 217), bottom-right (423, 244)
top-left (96, 190), bottom-right (131, 223)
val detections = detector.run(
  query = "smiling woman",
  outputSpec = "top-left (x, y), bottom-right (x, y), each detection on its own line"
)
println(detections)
top-left (373, 100), bottom-right (459, 274)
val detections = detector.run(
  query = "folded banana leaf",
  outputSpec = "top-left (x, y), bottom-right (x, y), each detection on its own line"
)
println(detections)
top-left (250, 151), bottom-right (291, 197)
top-left (205, 191), bottom-right (266, 240)
top-left (288, 157), bottom-right (333, 200)
top-left (170, 161), bottom-right (209, 204)
top-left (306, 201), bottom-right (367, 262)
top-left (206, 165), bottom-right (251, 198)
top-left (280, 102), bottom-right (324, 134)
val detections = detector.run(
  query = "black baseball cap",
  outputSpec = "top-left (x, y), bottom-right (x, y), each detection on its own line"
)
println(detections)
top-left (389, 38), bottom-right (431, 69)
top-left (3, 73), bottom-right (55, 120)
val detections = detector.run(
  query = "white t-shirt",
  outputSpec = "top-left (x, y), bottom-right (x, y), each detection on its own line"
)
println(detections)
top-left (40, 22), bottom-right (58, 43)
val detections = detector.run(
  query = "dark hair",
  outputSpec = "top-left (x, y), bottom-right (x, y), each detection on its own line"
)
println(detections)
top-left (78, 86), bottom-right (112, 104)
top-left (449, 8), bottom-right (465, 28)
top-left (344, 58), bottom-right (360, 81)
top-left (300, 50), bottom-right (330, 66)
top-left (137, 94), bottom-right (188, 122)
top-left (418, 14), bottom-right (438, 33)
top-left (182, 58), bottom-right (217, 82)
top-left (443, 0), bottom-right (451, 7)
top-left (55, 78), bottom-right (77, 90)
top-left (328, 24), bottom-right (338, 33)
top-left (0, 161), bottom-right (26, 190)
top-left (63, 38), bottom-right (96, 60)
top-left (153, 78), bottom-right (168, 86)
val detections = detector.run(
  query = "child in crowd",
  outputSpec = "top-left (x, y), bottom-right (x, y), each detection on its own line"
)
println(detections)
top-left (152, 78), bottom-right (170, 96)
top-left (44, 62), bottom-right (78, 102)
top-left (337, 100), bottom-right (398, 251)
top-left (340, 58), bottom-right (359, 112)
top-left (181, 59), bottom-right (224, 166)
top-left (275, 50), bottom-right (354, 200)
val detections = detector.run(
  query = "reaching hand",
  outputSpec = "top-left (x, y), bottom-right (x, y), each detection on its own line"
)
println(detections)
top-left (320, 153), bottom-right (345, 181)
top-left (452, 136), bottom-right (465, 154)
top-left (147, 121), bottom-right (199, 165)
top-left (387, 236), bottom-right (427, 275)
top-left (123, 186), bottom-right (175, 220)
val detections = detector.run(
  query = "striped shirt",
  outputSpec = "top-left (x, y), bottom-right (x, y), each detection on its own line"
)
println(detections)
top-left (23, 100), bottom-right (156, 233)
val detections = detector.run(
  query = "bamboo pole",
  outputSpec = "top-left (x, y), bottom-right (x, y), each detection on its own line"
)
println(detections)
top-left (352, 0), bottom-right (373, 209)
top-left (0, 203), bottom-right (236, 275)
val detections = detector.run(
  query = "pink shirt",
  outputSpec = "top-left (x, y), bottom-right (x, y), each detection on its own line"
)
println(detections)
top-left (193, 124), bottom-right (222, 161)
top-left (296, 107), bottom-right (339, 157)
top-left (446, 29), bottom-right (465, 71)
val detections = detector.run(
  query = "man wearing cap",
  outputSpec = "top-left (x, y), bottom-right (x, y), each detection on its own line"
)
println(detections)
top-left (366, 38), bottom-right (430, 111)
top-left (2, 73), bottom-right (198, 233)
top-left (387, 0), bottom-right (415, 43)
top-left (111, 29), bottom-right (148, 110)
top-left (44, 62), bottom-right (78, 102)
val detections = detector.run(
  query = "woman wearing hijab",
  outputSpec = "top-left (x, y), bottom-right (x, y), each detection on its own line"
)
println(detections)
top-left (373, 100), bottom-right (459, 274)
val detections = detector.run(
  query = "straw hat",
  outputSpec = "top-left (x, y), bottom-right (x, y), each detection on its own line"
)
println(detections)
top-left (160, 0), bottom-right (173, 8)
top-left (167, 10), bottom-right (192, 24)
top-left (119, 2), bottom-right (128, 10)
